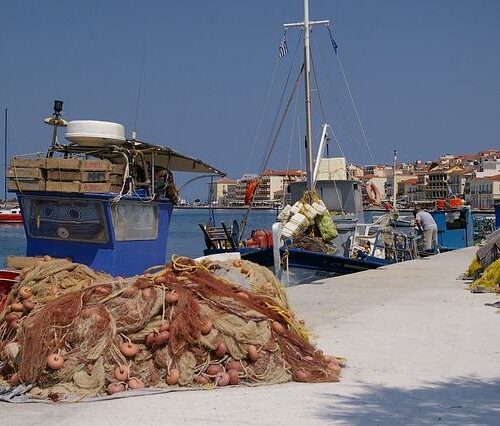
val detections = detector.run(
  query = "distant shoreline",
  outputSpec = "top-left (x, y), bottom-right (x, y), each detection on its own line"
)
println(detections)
top-left (174, 206), bottom-right (277, 211)
top-left (175, 206), bottom-right (495, 214)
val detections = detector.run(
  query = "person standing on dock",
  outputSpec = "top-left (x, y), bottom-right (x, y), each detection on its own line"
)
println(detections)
top-left (413, 207), bottom-right (438, 252)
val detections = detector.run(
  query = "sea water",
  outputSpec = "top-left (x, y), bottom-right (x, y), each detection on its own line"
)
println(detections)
top-left (0, 208), bottom-right (278, 268)
top-left (1, 209), bottom-right (490, 269)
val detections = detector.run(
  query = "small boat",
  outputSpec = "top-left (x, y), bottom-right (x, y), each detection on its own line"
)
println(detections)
top-left (200, 1), bottom-right (405, 283)
top-left (7, 100), bottom-right (224, 276)
top-left (1, 109), bottom-right (23, 224)
top-left (0, 206), bottom-right (22, 224)
top-left (200, 1), bottom-right (475, 284)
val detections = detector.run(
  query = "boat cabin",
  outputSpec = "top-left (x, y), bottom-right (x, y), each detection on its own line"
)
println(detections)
top-left (8, 102), bottom-right (224, 276)
top-left (430, 207), bottom-right (474, 251)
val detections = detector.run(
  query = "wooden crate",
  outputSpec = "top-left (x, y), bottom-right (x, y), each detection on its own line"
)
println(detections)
top-left (7, 167), bottom-right (44, 179)
top-left (10, 158), bottom-right (46, 168)
top-left (45, 158), bottom-right (111, 171)
top-left (80, 182), bottom-right (111, 193)
top-left (46, 181), bottom-right (112, 193)
top-left (46, 181), bottom-right (80, 192)
top-left (111, 163), bottom-right (126, 174)
top-left (7, 179), bottom-right (46, 192)
top-left (47, 170), bottom-right (110, 182)
top-left (110, 174), bottom-right (125, 185)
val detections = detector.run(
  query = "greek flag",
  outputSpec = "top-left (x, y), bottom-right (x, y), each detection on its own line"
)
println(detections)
top-left (278, 37), bottom-right (288, 59)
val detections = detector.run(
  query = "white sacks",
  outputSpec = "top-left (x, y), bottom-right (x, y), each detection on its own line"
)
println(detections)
top-left (277, 204), bottom-right (292, 222)
top-left (281, 212), bottom-right (308, 239)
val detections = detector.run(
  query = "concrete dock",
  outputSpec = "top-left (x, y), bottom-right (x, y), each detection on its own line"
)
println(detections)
top-left (1, 247), bottom-right (499, 425)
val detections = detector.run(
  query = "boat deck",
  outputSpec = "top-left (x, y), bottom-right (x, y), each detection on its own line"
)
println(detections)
top-left (2, 247), bottom-right (500, 424)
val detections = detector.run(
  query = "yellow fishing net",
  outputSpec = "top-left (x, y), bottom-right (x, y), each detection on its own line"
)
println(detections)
top-left (469, 258), bottom-right (500, 293)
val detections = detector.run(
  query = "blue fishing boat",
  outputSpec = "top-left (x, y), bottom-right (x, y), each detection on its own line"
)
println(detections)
top-left (9, 101), bottom-right (224, 276)
top-left (200, 1), bottom-right (474, 283)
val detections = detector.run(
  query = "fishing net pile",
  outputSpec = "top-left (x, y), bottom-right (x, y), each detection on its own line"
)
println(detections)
top-left (0, 257), bottom-right (342, 401)
top-left (279, 190), bottom-right (338, 251)
top-left (463, 229), bottom-right (500, 293)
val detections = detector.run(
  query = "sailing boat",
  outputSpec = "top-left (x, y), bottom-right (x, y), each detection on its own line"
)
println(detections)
top-left (0, 109), bottom-right (22, 224)
top-left (200, 1), bottom-right (411, 281)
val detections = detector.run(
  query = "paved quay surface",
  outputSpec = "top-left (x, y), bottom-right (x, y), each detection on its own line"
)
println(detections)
top-left (1, 246), bottom-right (499, 425)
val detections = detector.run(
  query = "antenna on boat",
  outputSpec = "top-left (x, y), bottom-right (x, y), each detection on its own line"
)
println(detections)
top-left (4, 108), bottom-right (7, 204)
top-left (44, 100), bottom-right (68, 155)
top-left (284, 0), bottom-right (329, 191)
top-left (393, 149), bottom-right (398, 207)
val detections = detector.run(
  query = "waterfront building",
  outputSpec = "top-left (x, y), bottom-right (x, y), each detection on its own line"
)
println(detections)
top-left (465, 174), bottom-right (500, 210)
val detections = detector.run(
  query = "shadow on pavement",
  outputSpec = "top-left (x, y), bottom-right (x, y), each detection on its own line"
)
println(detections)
top-left (316, 376), bottom-right (500, 424)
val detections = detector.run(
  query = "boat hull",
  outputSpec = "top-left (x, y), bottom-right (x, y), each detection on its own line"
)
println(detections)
top-left (0, 213), bottom-right (23, 223)
top-left (204, 246), bottom-right (391, 278)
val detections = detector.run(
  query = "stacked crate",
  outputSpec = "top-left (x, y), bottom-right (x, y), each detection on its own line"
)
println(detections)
top-left (7, 158), bottom-right (46, 192)
top-left (109, 163), bottom-right (126, 193)
top-left (7, 158), bottom-right (113, 193)
top-left (45, 158), bottom-right (112, 193)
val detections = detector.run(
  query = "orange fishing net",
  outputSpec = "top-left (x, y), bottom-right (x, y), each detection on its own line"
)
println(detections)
top-left (0, 257), bottom-right (342, 401)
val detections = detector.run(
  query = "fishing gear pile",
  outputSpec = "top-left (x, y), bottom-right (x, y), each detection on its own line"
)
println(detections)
top-left (0, 257), bottom-right (341, 401)
top-left (278, 190), bottom-right (338, 244)
top-left (463, 229), bottom-right (500, 293)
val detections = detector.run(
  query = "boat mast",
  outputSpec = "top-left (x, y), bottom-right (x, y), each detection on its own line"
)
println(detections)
top-left (4, 108), bottom-right (7, 204)
top-left (303, 0), bottom-right (314, 190)
top-left (284, 0), bottom-right (329, 191)
top-left (392, 149), bottom-right (398, 206)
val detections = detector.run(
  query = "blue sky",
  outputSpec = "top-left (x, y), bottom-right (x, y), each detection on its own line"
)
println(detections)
top-left (1, 1), bottom-right (499, 200)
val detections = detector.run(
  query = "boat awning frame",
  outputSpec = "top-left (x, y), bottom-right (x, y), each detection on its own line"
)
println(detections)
top-left (50, 140), bottom-right (226, 176)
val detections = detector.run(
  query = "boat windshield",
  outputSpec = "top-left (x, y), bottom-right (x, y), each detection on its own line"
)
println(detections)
top-left (111, 202), bottom-right (159, 241)
top-left (21, 196), bottom-right (109, 243)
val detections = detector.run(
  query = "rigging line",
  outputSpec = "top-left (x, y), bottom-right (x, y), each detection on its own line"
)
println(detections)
top-left (283, 87), bottom-right (300, 201)
top-left (312, 34), bottom-right (363, 165)
top-left (243, 57), bottom-right (280, 177)
top-left (132, 37), bottom-right (147, 135)
top-left (335, 53), bottom-right (375, 165)
top-left (334, 53), bottom-right (374, 165)
top-left (239, 65), bottom-right (304, 241)
top-left (310, 46), bottom-right (328, 125)
top-left (258, 30), bottom-right (304, 174)
top-left (259, 64), bottom-right (304, 175)
top-left (237, 32), bottom-right (304, 235)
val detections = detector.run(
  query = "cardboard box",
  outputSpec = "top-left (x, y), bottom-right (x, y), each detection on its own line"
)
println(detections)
top-left (10, 158), bottom-right (46, 168)
top-left (47, 170), bottom-right (110, 182)
top-left (7, 179), bottom-right (46, 192)
top-left (7, 167), bottom-right (44, 179)
top-left (45, 158), bottom-right (111, 171)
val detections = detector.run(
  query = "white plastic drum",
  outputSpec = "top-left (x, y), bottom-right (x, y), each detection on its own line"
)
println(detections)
top-left (65, 120), bottom-right (126, 147)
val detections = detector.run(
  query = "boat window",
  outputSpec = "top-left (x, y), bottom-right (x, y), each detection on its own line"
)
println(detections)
top-left (111, 202), bottom-right (158, 241)
top-left (21, 197), bottom-right (108, 243)
top-left (445, 211), bottom-right (466, 230)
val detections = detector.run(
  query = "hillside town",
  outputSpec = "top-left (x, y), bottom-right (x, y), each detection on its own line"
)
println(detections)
top-left (206, 149), bottom-right (500, 210)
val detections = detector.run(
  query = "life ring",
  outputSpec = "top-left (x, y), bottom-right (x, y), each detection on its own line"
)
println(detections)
top-left (244, 180), bottom-right (258, 205)
top-left (366, 182), bottom-right (381, 205)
